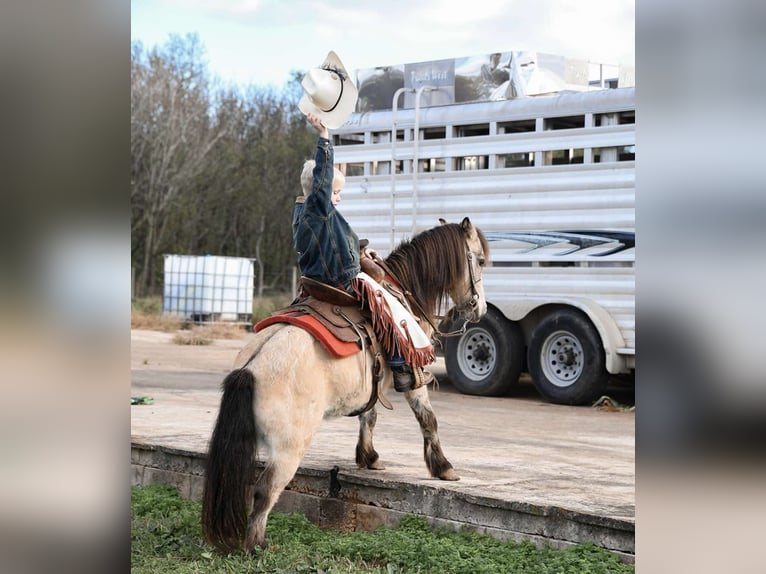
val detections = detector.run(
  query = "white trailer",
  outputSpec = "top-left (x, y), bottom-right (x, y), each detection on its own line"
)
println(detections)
top-left (332, 86), bottom-right (635, 405)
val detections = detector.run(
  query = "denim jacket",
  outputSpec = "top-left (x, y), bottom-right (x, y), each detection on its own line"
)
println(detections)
top-left (292, 136), bottom-right (360, 292)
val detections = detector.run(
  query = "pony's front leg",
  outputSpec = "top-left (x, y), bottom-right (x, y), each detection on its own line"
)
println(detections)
top-left (244, 450), bottom-right (303, 552)
top-left (356, 407), bottom-right (385, 470)
top-left (404, 387), bottom-right (460, 481)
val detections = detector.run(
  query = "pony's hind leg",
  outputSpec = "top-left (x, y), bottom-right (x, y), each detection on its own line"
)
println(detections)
top-left (356, 408), bottom-right (385, 470)
top-left (404, 387), bottom-right (460, 481)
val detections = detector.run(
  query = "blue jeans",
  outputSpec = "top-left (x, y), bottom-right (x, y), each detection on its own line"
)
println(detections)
top-left (387, 349), bottom-right (405, 367)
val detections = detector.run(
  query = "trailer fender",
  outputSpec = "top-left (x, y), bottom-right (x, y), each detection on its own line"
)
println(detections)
top-left (495, 298), bottom-right (628, 375)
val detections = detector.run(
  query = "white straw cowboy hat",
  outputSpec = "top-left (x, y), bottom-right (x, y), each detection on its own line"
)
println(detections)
top-left (299, 51), bottom-right (358, 129)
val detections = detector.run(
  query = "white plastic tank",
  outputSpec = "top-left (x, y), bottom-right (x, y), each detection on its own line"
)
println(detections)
top-left (163, 255), bottom-right (254, 322)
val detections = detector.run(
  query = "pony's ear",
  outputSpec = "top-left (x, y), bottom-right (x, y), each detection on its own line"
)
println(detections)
top-left (461, 217), bottom-right (474, 235)
top-left (439, 218), bottom-right (448, 225)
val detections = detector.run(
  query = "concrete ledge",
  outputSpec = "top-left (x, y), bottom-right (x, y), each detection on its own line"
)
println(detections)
top-left (131, 440), bottom-right (634, 563)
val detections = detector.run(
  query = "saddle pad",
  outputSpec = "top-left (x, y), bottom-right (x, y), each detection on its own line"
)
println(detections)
top-left (254, 313), bottom-right (360, 358)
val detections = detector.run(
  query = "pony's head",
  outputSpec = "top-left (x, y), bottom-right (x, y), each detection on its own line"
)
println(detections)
top-left (385, 217), bottom-right (490, 325)
top-left (442, 217), bottom-right (489, 323)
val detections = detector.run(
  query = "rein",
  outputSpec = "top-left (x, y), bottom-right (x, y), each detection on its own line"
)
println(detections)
top-left (371, 244), bottom-right (481, 339)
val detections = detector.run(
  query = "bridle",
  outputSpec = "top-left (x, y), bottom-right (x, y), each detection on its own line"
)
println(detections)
top-left (438, 247), bottom-right (484, 337)
top-left (462, 249), bottom-right (483, 313)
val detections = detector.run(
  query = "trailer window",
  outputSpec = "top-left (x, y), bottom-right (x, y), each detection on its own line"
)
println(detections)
top-left (544, 115), bottom-right (585, 130)
top-left (497, 152), bottom-right (534, 168)
top-left (336, 133), bottom-right (364, 146)
top-left (457, 155), bottom-right (488, 170)
top-left (619, 111), bottom-right (635, 125)
top-left (455, 123), bottom-right (490, 137)
top-left (595, 110), bottom-right (634, 126)
top-left (586, 260), bottom-right (634, 268)
top-left (497, 119), bottom-right (536, 134)
top-left (422, 127), bottom-right (446, 140)
top-left (372, 160), bottom-right (391, 175)
top-left (371, 131), bottom-right (391, 144)
top-left (547, 148), bottom-right (585, 165)
top-left (618, 145), bottom-right (635, 161)
top-left (571, 148), bottom-right (585, 163)
top-left (594, 145), bottom-right (634, 163)
top-left (491, 261), bottom-right (534, 268)
top-left (538, 261), bottom-right (576, 268)
top-left (416, 158), bottom-right (447, 172)
top-left (344, 162), bottom-right (364, 176)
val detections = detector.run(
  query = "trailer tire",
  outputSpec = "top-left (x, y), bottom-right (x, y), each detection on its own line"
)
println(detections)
top-left (527, 309), bottom-right (608, 405)
top-left (444, 307), bottom-right (524, 396)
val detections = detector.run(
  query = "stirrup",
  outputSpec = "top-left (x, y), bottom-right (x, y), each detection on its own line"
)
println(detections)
top-left (392, 365), bottom-right (434, 392)
top-left (415, 367), bottom-right (435, 389)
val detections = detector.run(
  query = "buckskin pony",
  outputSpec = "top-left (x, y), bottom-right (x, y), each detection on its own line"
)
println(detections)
top-left (202, 218), bottom-right (489, 553)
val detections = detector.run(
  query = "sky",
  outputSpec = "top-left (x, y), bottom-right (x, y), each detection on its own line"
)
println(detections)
top-left (131, 0), bottom-right (634, 89)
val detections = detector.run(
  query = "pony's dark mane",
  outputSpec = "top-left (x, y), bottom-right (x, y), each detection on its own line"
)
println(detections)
top-left (384, 223), bottom-right (489, 322)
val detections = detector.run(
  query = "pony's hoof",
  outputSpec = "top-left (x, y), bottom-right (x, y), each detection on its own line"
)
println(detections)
top-left (367, 460), bottom-right (386, 470)
top-left (439, 468), bottom-right (460, 481)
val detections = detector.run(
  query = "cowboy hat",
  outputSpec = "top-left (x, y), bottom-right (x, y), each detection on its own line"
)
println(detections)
top-left (298, 51), bottom-right (358, 129)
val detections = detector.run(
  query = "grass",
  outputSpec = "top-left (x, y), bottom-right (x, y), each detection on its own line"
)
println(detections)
top-left (132, 484), bottom-right (633, 573)
top-left (252, 294), bottom-right (292, 323)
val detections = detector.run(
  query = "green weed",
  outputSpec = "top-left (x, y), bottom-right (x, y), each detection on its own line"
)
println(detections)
top-left (252, 295), bottom-right (292, 324)
top-left (131, 485), bottom-right (633, 573)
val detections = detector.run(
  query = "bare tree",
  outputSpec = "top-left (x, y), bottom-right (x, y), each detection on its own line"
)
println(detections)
top-left (131, 34), bottom-right (226, 295)
top-left (131, 36), bottom-right (316, 297)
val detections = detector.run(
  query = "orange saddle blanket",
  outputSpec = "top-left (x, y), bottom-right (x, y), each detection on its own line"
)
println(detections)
top-left (254, 312), bottom-right (360, 358)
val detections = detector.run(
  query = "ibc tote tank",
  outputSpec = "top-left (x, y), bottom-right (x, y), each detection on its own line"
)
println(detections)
top-left (162, 254), bottom-right (254, 322)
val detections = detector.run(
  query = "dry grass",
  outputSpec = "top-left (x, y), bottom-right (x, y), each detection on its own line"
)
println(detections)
top-left (131, 311), bottom-right (185, 332)
top-left (171, 324), bottom-right (248, 345)
top-left (131, 297), bottom-right (183, 332)
top-left (172, 331), bottom-right (213, 346)
top-left (131, 296), bottom-right (281, 340)
top-left (194, 322), bottom-right (248, 340)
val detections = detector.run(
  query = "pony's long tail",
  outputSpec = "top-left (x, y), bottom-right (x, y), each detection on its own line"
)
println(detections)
top-left (202, 368), bottom-right (257, 553)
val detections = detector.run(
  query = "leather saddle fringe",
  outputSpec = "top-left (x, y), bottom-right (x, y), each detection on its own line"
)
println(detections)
top-left (351, 278), bottom-right (435, 369)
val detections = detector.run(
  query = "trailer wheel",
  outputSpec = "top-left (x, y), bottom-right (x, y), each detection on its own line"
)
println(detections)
top-left (527, 309), bottom-right (608, 405)
top-left (444, 307), bottom-right (524, 396)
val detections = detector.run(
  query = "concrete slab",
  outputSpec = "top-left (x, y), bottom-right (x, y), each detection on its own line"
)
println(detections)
top-left (131, 329), bottom-right (634, 560)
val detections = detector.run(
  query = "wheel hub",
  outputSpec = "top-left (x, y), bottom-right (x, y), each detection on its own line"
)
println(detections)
top-left (472, 343), bottom-right (490, 362)
top-left (456, 327), bottom-right (497, 381)
top-left (557, 349), bottom-right (575, 365)
top-left (541, 331), bottom-right (584, 387)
